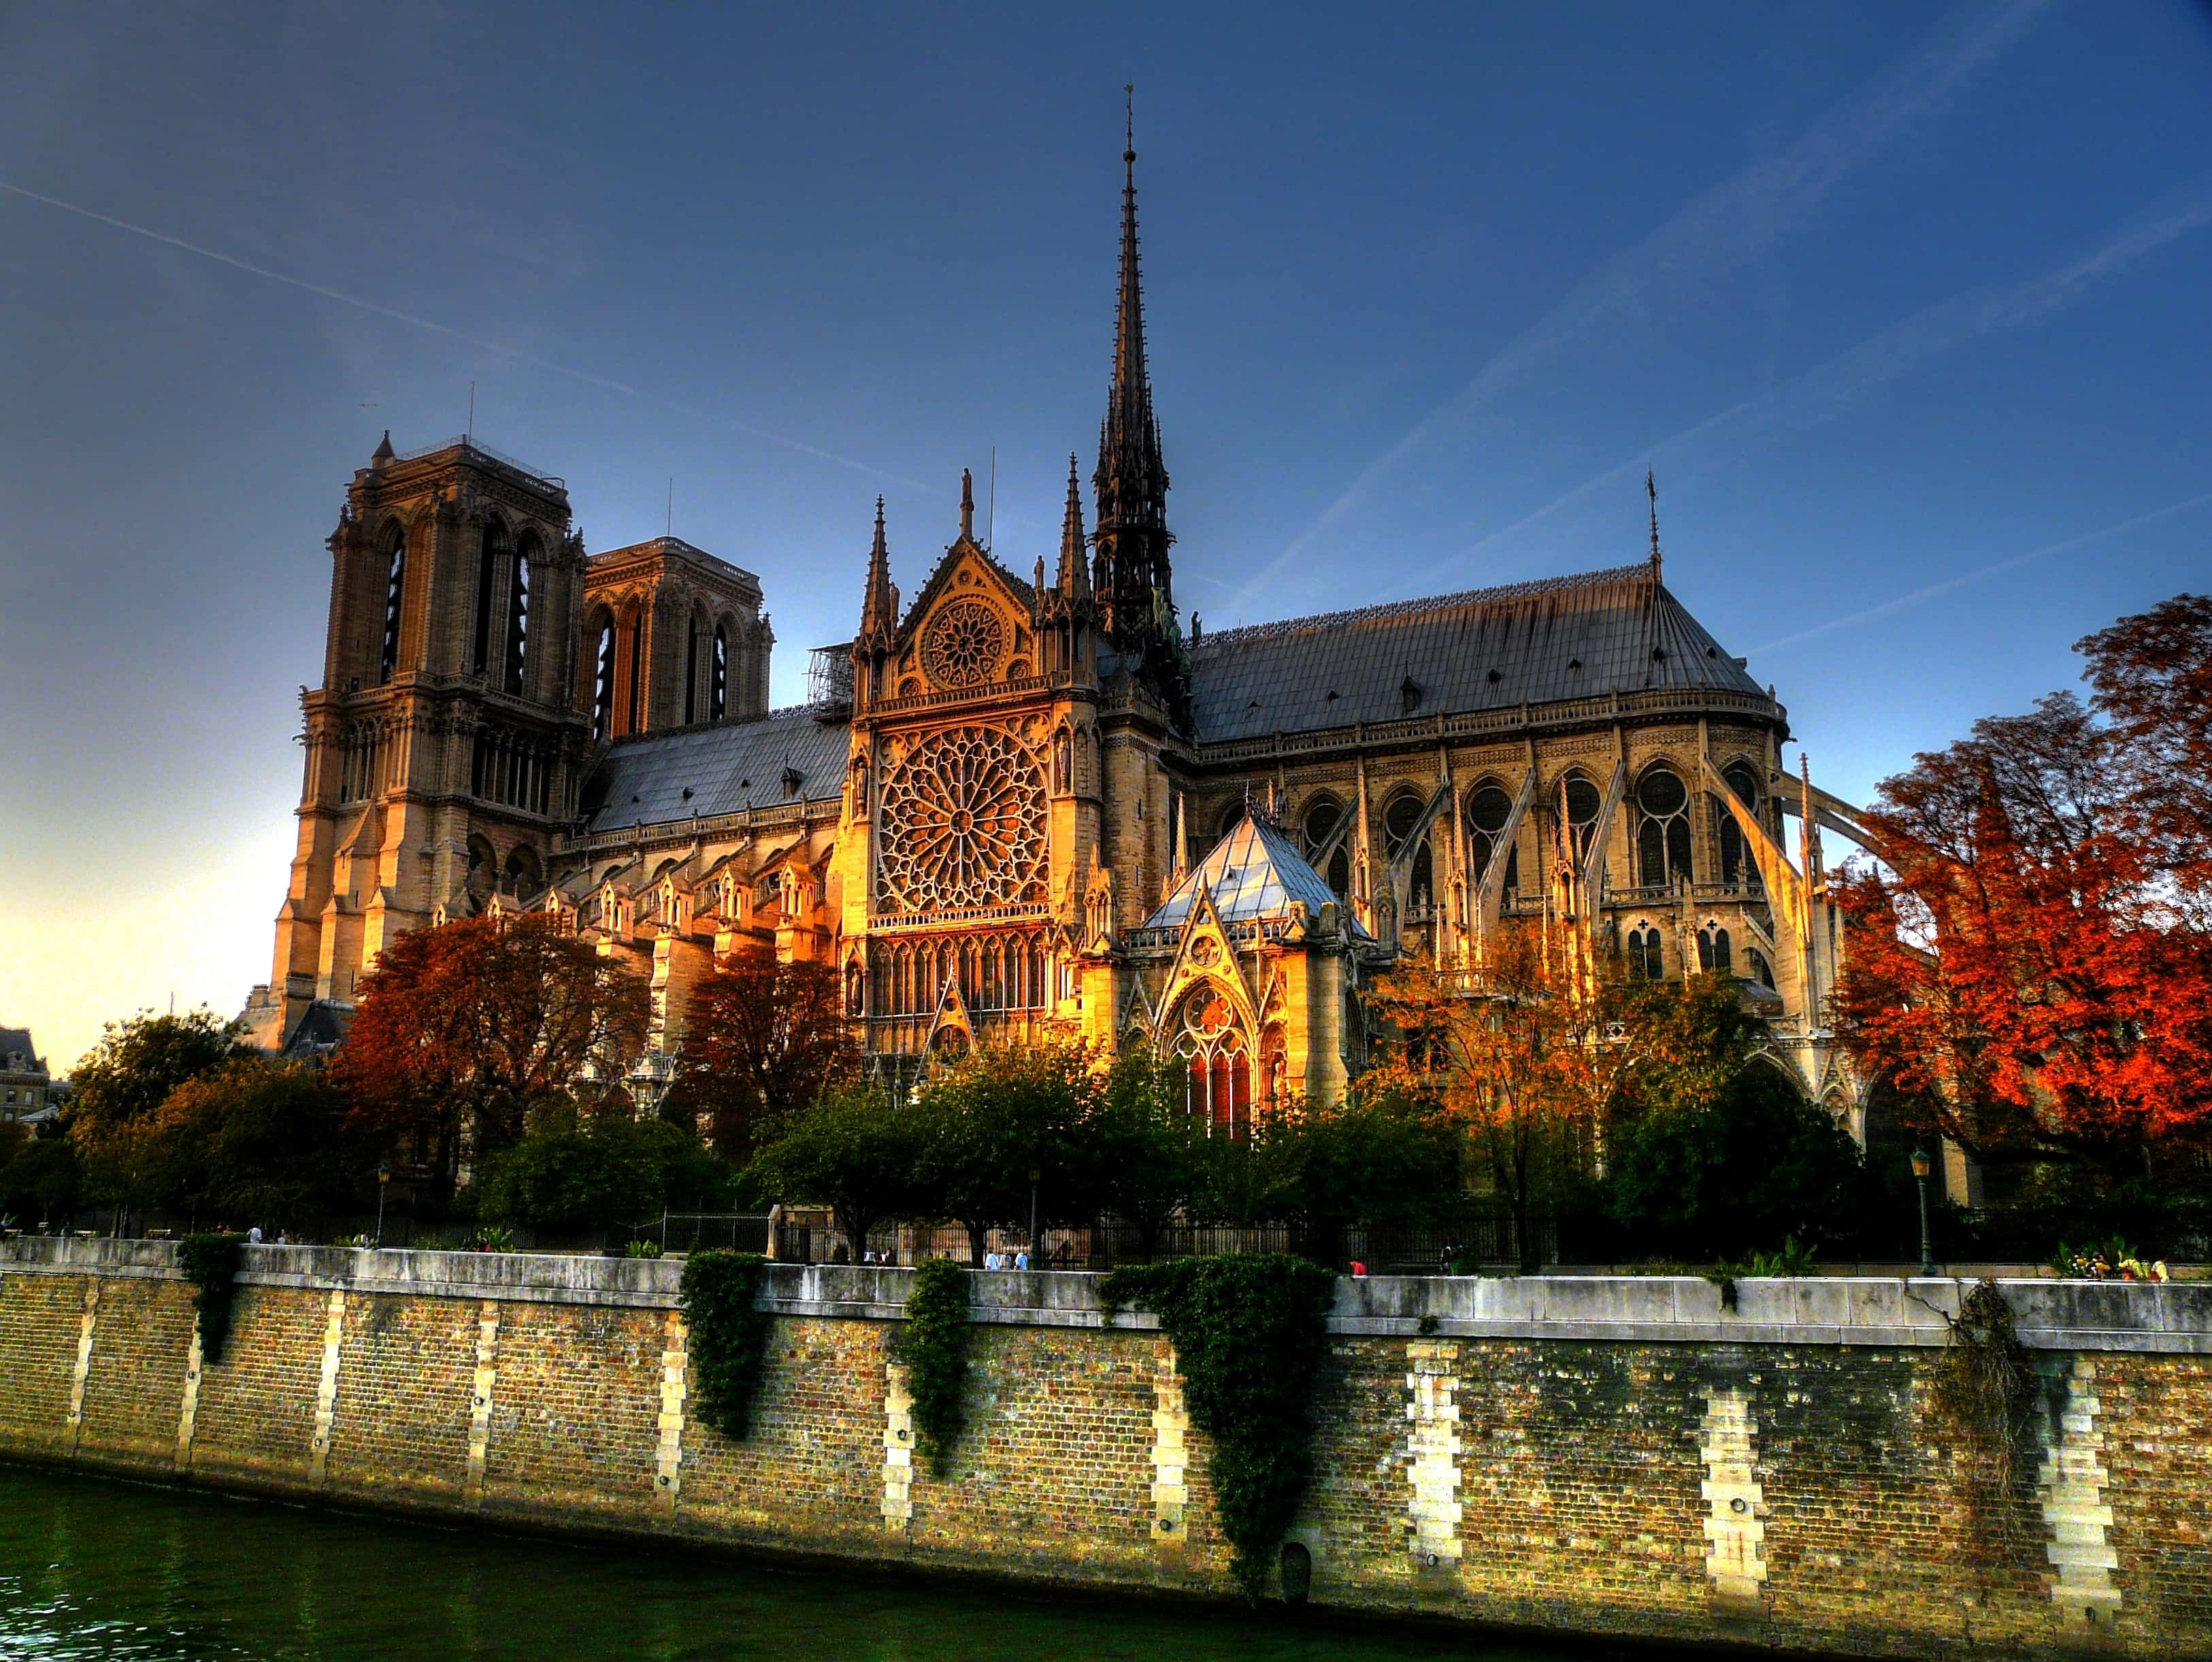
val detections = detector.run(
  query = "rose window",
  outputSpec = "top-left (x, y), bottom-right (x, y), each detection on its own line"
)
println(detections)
top-left (877, 726), bottom-right (1046, 912)
top-left (921, 598), bottom-right (1007, 688)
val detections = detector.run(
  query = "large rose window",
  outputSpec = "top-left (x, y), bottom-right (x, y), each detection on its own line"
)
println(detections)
top-left (877, 726), bottom-right (1046, 912)
top-left (920, 598), bottom-right (1007, 688)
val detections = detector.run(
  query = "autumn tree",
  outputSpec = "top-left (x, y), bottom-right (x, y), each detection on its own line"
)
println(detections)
top-left (332, 915), bottom-right (650, 1201)
top-left (665, 947), bottom-right (857, 1163)
top-left (1832, 592), bottom-right (2212, 1173)
top-left (133, 1057), bottom-right (366, 1228)
top-left (1366, 922), bottom-right (1627, 1271)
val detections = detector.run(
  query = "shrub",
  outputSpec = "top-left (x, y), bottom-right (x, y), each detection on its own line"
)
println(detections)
top-left (680, 1252), bottom-right (772, 1438)
top-left (1100, 1254), bottom-right (1336, 1597)
top-left (899, 1257), bottom-right (971, 1475)
top-left (177, 1233), bottom-right (245, 1365)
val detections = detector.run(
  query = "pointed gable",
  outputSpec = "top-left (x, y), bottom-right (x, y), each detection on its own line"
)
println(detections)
top-left (1144, 814), bottom-right (1368, 936)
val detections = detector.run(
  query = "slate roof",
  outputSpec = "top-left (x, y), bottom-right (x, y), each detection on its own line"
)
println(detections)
top-left (580, 707), bottom-right (849, 832)
top-left (1186, 562), bottom-right (1762, 744)
top-left (0, 1028), bottom-right (44, 1073)
top-left (1144, 815), bottom-right (1372, 938)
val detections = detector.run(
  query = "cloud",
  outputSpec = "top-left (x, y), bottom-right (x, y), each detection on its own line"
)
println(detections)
top-left (1228, 0), bottom-right (2052, 615)
top-left (0, 178), bottom-right (931, 493)
top-left (1745, 490), bottom-right (2212, 657)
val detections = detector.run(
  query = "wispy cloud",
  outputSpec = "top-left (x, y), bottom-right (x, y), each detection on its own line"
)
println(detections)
top-left (1422, 191), bottom-right (2212, 583)
top-left (0, 178), bottom-right (931, 493)
top-left (1747, 490), bottom-right (2212, 657)
top-left (1228, 0), bottom-right (2051, 615)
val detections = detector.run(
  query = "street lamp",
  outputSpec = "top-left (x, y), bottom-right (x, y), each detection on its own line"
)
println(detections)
top-left (1910, 1145), bottom-right (1935, 1277)
top-left (626, 1051), bottom-right (676, 1120)
top-left (374, 1163), bottom-right (391, 1248)
top-left (1027, 1167), bottom-right (1041, 1267)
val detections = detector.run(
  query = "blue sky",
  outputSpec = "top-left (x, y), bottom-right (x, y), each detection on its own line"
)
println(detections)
top-left (3, 1), bottom-right (2208, 1069)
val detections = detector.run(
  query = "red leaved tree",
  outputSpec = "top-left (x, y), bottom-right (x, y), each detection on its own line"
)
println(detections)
top-left (1832, 593), bottom-right (2212, 1172)
top-left (332, 915), bottom-right (649, 1200)
top-left (666, 947), bottom-right (857, 1163)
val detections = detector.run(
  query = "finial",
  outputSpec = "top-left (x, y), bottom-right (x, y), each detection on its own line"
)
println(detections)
top-left (1646, 468), bottom-right (1662, 575)
top-left (960, 468), bottom-right (974, 540)
top-left (1125, 83), bottom-right (1134, 162)
top-left (372, 429), bottom-right (395, 466)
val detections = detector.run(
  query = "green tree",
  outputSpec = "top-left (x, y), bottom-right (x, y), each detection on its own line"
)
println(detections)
top-left (1281, 1090), bottom-right (1462, 1237)
top-left (740, 1086), bottom-right (923, 1253)
top-left (137, 1058), bottom-right (366, 1228)
top-left (910, 1045), bottom-right (1101, 1263)
top-left (476, 1109), bottom-right (726, 1231)
top-left (1091, 1049), bottom-right (1202, 1258)
top-left (65, 1009), bottom-right (242, 1215)
top-left (0, 1130), bottom-right (82, 1228)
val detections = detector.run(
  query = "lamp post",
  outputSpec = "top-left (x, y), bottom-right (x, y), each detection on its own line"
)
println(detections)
top-left (626, 1051), bottom-right (676, 1121)
top-left (374, 1163), bottom-right (391, 1248)
top-left (1910, 1145), bottom-right (1935, 1276)
top-left (1028, 1167), bottom-right (1041, 1267)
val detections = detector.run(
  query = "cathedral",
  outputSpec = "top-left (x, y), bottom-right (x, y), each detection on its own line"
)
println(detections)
top-left (241, 129), bottom-right (1875, 1133)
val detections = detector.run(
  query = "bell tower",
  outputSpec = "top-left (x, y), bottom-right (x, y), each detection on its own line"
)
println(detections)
top-left (245, 434), bottom-right (591, 1050)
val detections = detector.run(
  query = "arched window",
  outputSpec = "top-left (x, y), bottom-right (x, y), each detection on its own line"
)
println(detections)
top-left (1216, 799), bottom-right (1244, 847)
top-left (1301, 797), bottom-right (1351, 898)
top-left (504, 540), bottom-right (533, 694)
top-left (504, 845), bottom-right (542, 897)
top-left (1697, 924), bottom-right (1732, 974)
top-left (1465, 782), bottom-right (1519, 897)
top-left (472, 522), bottom-right (506, 675)
top-left (465, 834), bottom-right (497, 903)
top-left (379, 525), bottom-right (408, 683)
top-left (1558, 772), bottom-right (1602, 860)
top-left (1746, 947), bottom-right (1775, 989)
top-left (711, 624), bottom-right (728, 722)
top-left (1383, 791), bottom-right (1434, 915)
top-left (1172, 985), bottom-right (1251, 1139)
top-left (1714, 760), bottom-right (1761, 887)
top-left (1636, 766), bottom-right (1694, 886)
top-left (1626, 924), bottom-right (1664, 980)
top-left (591, 621), bottom-right (616, 740)
top-left (684, 620), bottom-right (699, 725)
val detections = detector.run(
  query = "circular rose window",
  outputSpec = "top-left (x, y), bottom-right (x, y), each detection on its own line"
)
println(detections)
top-left (920, 598), bottom-right (1007, 688)
top-left (878, 726), bottom-right (1046, 911)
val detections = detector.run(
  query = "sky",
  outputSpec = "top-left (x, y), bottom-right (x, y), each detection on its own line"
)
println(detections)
top-left (2, 1), bottom-right (2208, 1072)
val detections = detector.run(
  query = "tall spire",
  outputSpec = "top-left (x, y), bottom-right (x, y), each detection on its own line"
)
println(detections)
top-left (1093, 86), bottom-right (1174, 662)
top-left (1058, 453), bottom-right (1089, 596)
top-left (859, 495), bottom-right (895, 639)
top-left (1646, 468), bottom-right (1663, 580)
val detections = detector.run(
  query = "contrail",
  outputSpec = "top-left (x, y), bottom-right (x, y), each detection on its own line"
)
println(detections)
top-left (1746, 491), bottom-right (2212, 657)
top-left (1416, 190), bottom-right (2212, 586)
top-left (1227, 0), bottom-right (2051, 616)
top-left (0, 178), bottom-right (932, 493)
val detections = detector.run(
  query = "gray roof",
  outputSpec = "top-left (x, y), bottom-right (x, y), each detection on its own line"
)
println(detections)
top-left (0, 1028), bottom-right (42, 1073)
top-left (1145, 815), bottom-right (1371, 938)
top-left (1187, 562), bottom-right (1762, 743)
top-left (580, 707), bottom-right (849, 831)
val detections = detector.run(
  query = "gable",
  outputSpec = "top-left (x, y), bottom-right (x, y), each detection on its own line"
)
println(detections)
top-left (890, 540), bottom-right (1041, 696)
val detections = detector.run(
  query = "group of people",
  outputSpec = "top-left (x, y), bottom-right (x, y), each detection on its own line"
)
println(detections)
top-left (981, 1247), bottom-right (1031, 1271)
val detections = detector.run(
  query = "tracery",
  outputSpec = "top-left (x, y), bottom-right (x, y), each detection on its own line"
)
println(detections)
top-left (876, 726), bottom-right (1047, 913)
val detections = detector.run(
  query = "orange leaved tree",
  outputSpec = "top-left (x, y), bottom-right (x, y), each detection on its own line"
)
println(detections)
top-left (665, 947), bottom-right (857, 1163)
top-left (333, 914), bottom-right (649, 1200)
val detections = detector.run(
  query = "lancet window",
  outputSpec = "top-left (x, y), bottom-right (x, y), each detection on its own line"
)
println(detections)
top-left (1713, 760), bottom-right (1762, 889)
top-left (1696, 924), bottom-right (1732, 974)
top-left (1383, 790), bottom-right (1435, 918)
top-left (472, 521), bottom-right (506, 675)
top-left (1635, 766), bottom-right (1694, 886)
top-left (1171, 984), bottom-right (1251, 1139)
top-left (711, 624), bottom-right (728, 722)
top-left (471, 723), bottom-right (552, 815)
top-left (1300, 797), bottom-right (1352, 898)
top-left (1464, 782), bottom-right (1519, 897)
top-left (378, 526), bottom-right (407, 683)
top-left (868, 931), bottom-right (1050, 1017)
top-left (504, 539), bottom-right (533, 695)
top-left (1626, 923), bottom-right (1664, 981)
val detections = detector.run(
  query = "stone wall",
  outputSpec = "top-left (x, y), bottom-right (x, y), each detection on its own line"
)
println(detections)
top-left (3, 1237), bottom-right (2209, 1657)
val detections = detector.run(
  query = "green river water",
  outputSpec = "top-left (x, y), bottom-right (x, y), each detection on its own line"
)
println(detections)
top-left (0, 1465), bottom-right (1598, 1662)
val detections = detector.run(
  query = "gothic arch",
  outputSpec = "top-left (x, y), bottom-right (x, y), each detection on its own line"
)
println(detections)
top-left (1463, 776), bottom-right (1519, 896)
top-left (506, 530), bottom-right (542, 696)
top-left (1634, 760), bottom-right (1694, 886)
top-left (1299, 791), bottom-right (1352, 898)
top-left (1164, 978), bottom-right (1254, 1138)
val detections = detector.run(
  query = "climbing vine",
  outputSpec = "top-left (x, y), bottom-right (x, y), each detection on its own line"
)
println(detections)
top-left (898, 1256), bottom-right (972, 1475)
top-left (679, 1252), bottom-right (773, 1439)
top-left (1100, 1254), bottom-right (1337, 1598)
top-left (1928, 1280), bottom-right (2041, 1542)
top-left (178, 1233), bottom-right (244, 1365)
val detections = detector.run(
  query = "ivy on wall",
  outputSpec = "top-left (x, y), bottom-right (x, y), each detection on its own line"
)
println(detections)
top-left (898, 1257), bottom-right (972, 1476)
top-left (177, 1234), bottom-right (245, 1365)
top-left (1930, 1279), bottom-right (2042, 1543)
top-left (1100, 1254), bottom-right (1336, 1597)
top-left (679, 1252), bottom-right (773, 1439)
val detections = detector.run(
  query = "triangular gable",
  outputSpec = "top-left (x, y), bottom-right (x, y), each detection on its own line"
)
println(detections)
top-left (1154, 884), bottom-right (1262, 1045)
top-left (923, 973), bottom-right (976, 1052)
top-left (1144, 813), bottom-right (1370, 936)
top-left (894, 535), bottom-right (1036, 647)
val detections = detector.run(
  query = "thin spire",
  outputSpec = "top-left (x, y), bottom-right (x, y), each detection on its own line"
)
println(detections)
top-left (1095, 84), bottom-right (1172, 648)
top-left (1646, 468), bottom-right (1662, 579)
top-left (859, 495), bottom-right (895, 638)
top-left (1057, 452), bottom-right (1089, 593)
top-left (959, 467), bottom-right (974, 542)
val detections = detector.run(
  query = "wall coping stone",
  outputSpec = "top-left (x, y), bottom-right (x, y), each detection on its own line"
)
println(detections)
top-left (5, 1237), bottom-right (2208, 1352)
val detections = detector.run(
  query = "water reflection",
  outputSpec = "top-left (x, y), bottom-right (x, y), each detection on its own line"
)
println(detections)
top-left (1, 1465), bottom-right (1546, 1662)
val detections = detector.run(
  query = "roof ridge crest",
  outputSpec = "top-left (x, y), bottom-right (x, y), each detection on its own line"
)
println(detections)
top-left (1196, 561), bottom-right (1655, 649)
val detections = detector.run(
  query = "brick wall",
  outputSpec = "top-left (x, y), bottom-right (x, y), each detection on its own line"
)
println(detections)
top-left (3, 1240), bottom-right (2210, 1660)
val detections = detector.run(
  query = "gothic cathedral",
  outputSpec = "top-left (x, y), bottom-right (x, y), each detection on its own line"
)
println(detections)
top-left (244, 129), bottom-right (1873, 1131)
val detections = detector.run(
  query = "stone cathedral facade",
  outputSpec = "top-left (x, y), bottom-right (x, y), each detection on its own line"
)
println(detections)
top-left (243, 135), bottom-right (1873, 1130)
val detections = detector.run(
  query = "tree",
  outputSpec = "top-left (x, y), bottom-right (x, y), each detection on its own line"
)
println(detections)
top-left (135, 1057), bottom-right (366, 1228)
top-left (910, 1043), bottom-right (1102, 1263)
top-left (1278, 1090), bottom-right (1463, 1237)
top-left (1366, 922), bottom-right (1627, 1271)
top-left (2077, 592), bottom-right (2212, 922)
top-left (0, 1132), bottom-right (82, 1228)
top-left (477, 1110), bottom-right (727, 1231)
top-left (1091, 1047), bottom-right (1203, 1258)
top-left (1831, 664), bottom-right (2212, 1172)
top-left (65, 1009), bottom-right (243, 1216)
top-left (740, 1086), bottom-right (923, 1253)
top-left (332, 915), bottom-right (650, 1201)
top-left (666, 948), bottom-right (857, 1164)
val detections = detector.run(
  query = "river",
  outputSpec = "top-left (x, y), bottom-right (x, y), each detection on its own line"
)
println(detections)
top-left (0, 1465), bottom-right (1580, 1662)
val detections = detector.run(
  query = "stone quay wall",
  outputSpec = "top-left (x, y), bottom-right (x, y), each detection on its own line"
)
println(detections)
top-left (3, 1237), bottom-right (2209, 1657)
